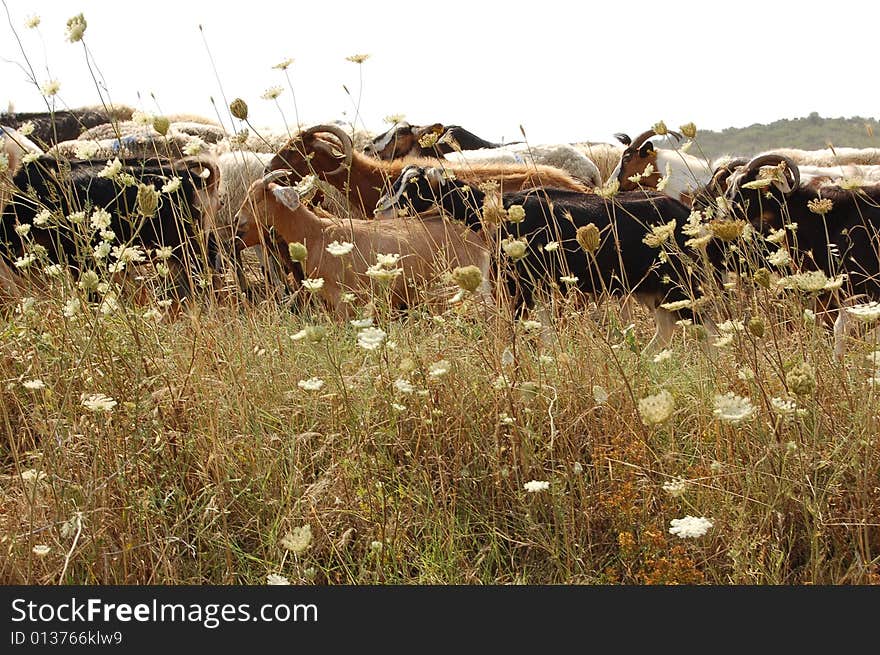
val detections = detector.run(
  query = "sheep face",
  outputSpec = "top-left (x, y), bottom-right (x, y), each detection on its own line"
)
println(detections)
top-left (364, 123), bottom-right (446, 160)
top-left (611, 134), bottom-right (661, 192)
top-left (234, 171), bottom-right (300, 249)
top-left (723, 155), bottom-right (800, 230)
top-left (364, 122), bottom-right (416, 160)
top-left (374, 166), bottom-right (446, 219)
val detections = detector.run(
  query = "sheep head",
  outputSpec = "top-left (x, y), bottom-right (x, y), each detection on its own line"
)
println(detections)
top-left (374, 165), bottom-right (447, 219)
top-left (364, 123), bottom-right (447, 160)
top-left (234, 169), bottom-right (300, 249)
top-left (723, 154), bottom-right (800, 226)
top-left (269, 124), bottom-right (353, 180)
top-left (612, 128), bottom-right (683, 191)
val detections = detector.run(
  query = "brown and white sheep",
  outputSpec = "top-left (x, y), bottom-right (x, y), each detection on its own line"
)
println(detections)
top-left (269, 124), bottom-right (590, 219)
top-left (234, 170), bottom-right (492, 316)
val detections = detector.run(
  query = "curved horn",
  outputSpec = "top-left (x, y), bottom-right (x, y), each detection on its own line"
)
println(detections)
top-left (738, 154), bottom-right (800, 192)
top-left (261, 169), bottom-right (293, 185)
top-left (301, 124), bottom-right (354, 176)
top-left (627, 129), bottom-right (660, 152)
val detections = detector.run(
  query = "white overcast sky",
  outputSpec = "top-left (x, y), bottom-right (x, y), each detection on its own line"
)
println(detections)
top-left (2, 1), bottom-right (878, 145)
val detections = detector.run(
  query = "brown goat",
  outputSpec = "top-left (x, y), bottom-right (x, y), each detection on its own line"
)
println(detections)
top-left (234, 170), bottom-right (492, 316)
top-left (269, 124), bottom-right (589, 218)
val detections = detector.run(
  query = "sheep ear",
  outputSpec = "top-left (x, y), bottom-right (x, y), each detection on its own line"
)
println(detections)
top-left (638, 141), bottom-right (655, 157)
top-left (614, 133), bottom-right (632, 146)
top-left (425, 167), bottom-right (445, 189)
top-left (271, 185), bottom-right (301, 211)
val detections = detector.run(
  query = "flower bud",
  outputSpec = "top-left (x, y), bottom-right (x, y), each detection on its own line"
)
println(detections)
top-left (152, 116), bottom-right (170, 136)
top-left (747, 317), bottom-right (765, 338)
top-left (136, 183), bottom-right (159, 217)
top-left (288, 241), bottom-right (308, 263)
top-left (230, 98), bottom-right (249, 121)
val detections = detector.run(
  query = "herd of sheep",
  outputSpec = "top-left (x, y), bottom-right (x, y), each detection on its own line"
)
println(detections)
top-left (2, 103), bottom-right (879, 355)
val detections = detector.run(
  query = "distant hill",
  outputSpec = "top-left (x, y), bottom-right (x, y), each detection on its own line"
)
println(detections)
top-left (692, 113), bottom-right (880, 160)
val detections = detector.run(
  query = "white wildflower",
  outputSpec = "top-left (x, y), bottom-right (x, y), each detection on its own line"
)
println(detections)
top-left (662, 477), bottom-right (688, 498)
top-left (161, 177), bottom-right (182, 194)
top-left (713, 392), bottom-right (756, 424)
top-left (357, 326), bottom-right (387, 351)
top-left (523, 480), bottom-right (550, 493)
top-left (81, 393), bottom-right (117, 412)
top-left (326, 241), bottom-right (354, 257)
top-left (669, 515), bottom-right (713, 539)
top-left (301, 277), bottom-right (324, 291)
top-left (297, 377), bottom-right (325, 392)
top-left (280, 524), bottom-right (312, 554)
top-left (267, 573), bottom-right (290, 585)
top-left (846, 301), bottom-right (880, 323)
top-left (638, 389), bottom-right (675, 425)
top-left (428, 360), bottom-right (450, 378)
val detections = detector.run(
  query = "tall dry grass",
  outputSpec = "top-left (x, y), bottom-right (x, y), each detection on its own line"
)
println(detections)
top-left (1, 8), bottom-right (879, 586)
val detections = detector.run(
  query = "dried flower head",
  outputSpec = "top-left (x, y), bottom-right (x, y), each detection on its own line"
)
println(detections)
top-left (280, 524), bottom-right (312, 554)
top-left (507, 204), bottom-right (526, 224)
top-left (501, 237), bottom-right (527, 261)
top-left (576, 223), bottom-right (601, 252)
top-left (66, 13), bottom-right (87, 43)
top-left (642, 220), bottom-right (676, 248)
top-left (346, 54), bottom-right (370, 64)
top-left (25, 15), bottom-right (40, 29)
top-left (326, 241), bottom-right (354, 257)
top-left (595, 179), bottom-right (620, 199)
top-left (638, 389), bottom-right (675, 425)
top-left (302, 277), bottom-right (324, 291)
top-left (786, 362), bottom-right (817, 397)
top-left (807, 197), bottom-right (833, 215)
top-left (846, 301), bottom-right (880, 323)
top-left (679, 122), bottom-right (697, 139)
top-left (41, 80), bottom-right (60, 97)
top-left (357, 326), bottom-right (387, 351)
top-left (662, 476), bottom-right (688, 497)
top-left (267, 573), bottom-right (290, 585)
top-left (767, 248), bottom-right (792, 267)
top-left (451, 265), bottom-right (484, 293)
top-left (297, 377), bottom-right (325, 391)
top-left (273, 58), bottom-right (294, 70)
top-left (81, 393), bottom-right (117, 413)
top-left (428, 360), bottom-right (451, 378)
top-left (652, 120), bottom-right (668, 136)
top-left (707, 219), bottom-right (746, 241)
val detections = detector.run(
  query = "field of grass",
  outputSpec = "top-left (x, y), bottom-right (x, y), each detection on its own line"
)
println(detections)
top-left (1, 10), bottom-right (879, 586)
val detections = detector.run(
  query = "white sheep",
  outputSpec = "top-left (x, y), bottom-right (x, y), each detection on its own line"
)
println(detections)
top-left (443, 142), bottom-right (602, 187)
